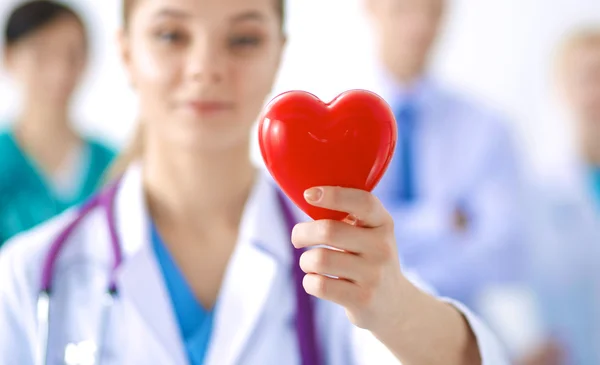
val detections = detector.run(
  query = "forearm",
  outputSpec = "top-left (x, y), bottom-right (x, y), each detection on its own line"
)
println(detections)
top-left (373, 279), bottom-right (482, 365)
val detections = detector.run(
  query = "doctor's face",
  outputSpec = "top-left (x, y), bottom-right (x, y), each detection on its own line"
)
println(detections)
top-left (367, 0), bottom-right (444, 80)
top-left (120, 0), bottom-right (284, 151)
top-left (561, 40), bottom-right (600, 145)
top-left (4, 16), bottom-right (87, 107)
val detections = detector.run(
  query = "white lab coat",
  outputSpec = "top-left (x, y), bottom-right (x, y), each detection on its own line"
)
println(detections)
top-left (0, 164), bottom-right (509, 365)
top-left (523, 161), bottom-right (600, 364)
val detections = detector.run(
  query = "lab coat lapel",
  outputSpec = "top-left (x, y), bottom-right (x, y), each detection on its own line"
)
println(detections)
top-left (112, 164), bottom-right (188, 365)
top-left (204, 174), bottom-right (292, 365)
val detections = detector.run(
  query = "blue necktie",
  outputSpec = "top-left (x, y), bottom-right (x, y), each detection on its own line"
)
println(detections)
top-left (396, 102), bottom-right (417, 203)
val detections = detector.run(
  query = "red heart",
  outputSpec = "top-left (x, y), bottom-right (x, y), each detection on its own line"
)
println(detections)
top-left (258, 90), bottom-right (397, 221)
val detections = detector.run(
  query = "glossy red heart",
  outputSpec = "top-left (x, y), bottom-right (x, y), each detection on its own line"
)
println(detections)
top-left (258, 90), bottom-right (397, 221)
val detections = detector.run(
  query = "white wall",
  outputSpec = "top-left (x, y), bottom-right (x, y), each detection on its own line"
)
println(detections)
top-left (1, 0), bottom-right (600, 175)
top-left (430, 0), bottom-right (600, 175)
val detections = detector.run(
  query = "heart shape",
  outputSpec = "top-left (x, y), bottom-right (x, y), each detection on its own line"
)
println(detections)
top-left (258, 90), bottom-right (397, 221)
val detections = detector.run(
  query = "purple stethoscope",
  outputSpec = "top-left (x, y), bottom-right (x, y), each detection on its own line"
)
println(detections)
top-left (37, 180), bottom-right (322, 365)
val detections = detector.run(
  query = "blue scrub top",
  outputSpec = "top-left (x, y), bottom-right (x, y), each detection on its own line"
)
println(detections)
top-left (589, 167), bottom-right (600, 210)
top-left (151, 223), bottom-right (215, 365)
top-left (0, 129), bottom-right (115, 246)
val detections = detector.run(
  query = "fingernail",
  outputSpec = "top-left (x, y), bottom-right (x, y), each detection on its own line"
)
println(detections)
top-left (304, 188), bottom-right (323, 203)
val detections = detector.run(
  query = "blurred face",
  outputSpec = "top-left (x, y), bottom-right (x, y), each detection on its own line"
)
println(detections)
top-left (561, 41), bottom-right (600, 131)
top-left (4, 16), bottom-right (87, 107)
top-left (120, 0), bottom-right (284, 151)
top-left (367, 0), bottom-right (444, 80)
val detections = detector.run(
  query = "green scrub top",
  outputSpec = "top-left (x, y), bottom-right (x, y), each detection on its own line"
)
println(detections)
top-left (0, 129), bottom-right (116, 246)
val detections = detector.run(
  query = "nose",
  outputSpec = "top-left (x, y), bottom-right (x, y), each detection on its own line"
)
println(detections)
top-left (409, 14), bottom-right (436, 39)
top-left (186, 38), bottom-right (225, 84)
top-left (45, 52), bottom-right (79, 88)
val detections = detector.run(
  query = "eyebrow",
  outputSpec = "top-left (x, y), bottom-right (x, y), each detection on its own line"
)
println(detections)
top-left (151, 8), bottom-right (267, 24)
top-left (153, 8), bottom-right (191, 20)
top-left (230, 11), bottom-right (266, 23)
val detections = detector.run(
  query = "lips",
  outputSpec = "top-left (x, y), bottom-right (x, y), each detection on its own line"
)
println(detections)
top-left (184, 100), bottom-right (234, 114)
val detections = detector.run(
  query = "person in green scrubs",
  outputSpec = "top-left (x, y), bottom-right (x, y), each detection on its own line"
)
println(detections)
top-left (0, 1), bottom-right (116, 246)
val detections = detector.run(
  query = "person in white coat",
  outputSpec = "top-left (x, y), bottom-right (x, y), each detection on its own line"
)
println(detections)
top-left (517, 27), bottom-right (600, 365)
top-left (0, 0), bottom-right (509, 364)
top-left (363, 0), bottom-right (526, 312)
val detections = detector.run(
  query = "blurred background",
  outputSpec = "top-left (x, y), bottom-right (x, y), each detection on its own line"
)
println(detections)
top-left (1, 0), bottom-right (600, 364)
top-left (1, 0), bottom-right (599, 175)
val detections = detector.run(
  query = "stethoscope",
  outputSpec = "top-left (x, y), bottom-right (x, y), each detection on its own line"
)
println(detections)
top-left (36, 180), bottom-right (321, 365)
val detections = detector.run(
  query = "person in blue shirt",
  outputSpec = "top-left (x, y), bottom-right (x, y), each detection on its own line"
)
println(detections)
top-left (0, 1), bottom-right (116, 246)
top-left (363, 0), bottom-right (526, 314)
top-left (520, 27), bottom-right (600, 365)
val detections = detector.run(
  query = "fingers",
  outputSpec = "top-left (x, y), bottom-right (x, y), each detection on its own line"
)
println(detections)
top-left (292, 219), bottom-right (365, 253)
top-left (304, 187), bottom-right (391, 228)
top-left (303, 274), bottom-right (373, 312)
top-left (292, 219), bottom-right (393, 260)
top-left (299, 248), bottom-right (380, 285)
top-left (292, 186), bottom-right (404, 330)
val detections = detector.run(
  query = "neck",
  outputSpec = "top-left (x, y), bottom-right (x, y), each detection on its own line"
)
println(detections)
top-left (381, 54), bottom-right (427, 87)
top-left (143, 138), bottom-right (256, 232)
top-left (578, 121), bottom-right (600, 167)
top-left (582, 143), bottom-right (600, 167)
top-left (16, 100), bottom-right (73, 145)
top-left (390, 66), bottom-right (424, 88)
top-left (13, 100), bottom-right (79, 175)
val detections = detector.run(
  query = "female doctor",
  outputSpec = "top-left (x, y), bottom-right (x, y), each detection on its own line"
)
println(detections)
top-left (0, 0), bottom-right (507, 364)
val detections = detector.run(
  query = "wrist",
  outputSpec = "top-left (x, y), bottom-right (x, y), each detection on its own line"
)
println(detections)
top-left (370, 277), bottom-right (482, 365)
top-left (370, 274), bottom-right (424, 342)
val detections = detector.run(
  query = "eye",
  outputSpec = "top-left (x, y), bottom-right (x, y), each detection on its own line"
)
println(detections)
top-left (228, 35), bottom-right (262, 48)
top-left (155, 30), bottom-right (186, 44)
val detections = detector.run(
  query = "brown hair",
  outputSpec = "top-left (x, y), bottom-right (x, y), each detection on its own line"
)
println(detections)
top-left (4, 1), bottom-right (87, 47)
top-left (105, 0), bottom-right (286, 182)
top-left (122, 0), bottom-right (285, 27)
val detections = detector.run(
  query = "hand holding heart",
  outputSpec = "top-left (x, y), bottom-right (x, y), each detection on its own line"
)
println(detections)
top-left (260, 90), bottom-right (481, 364)
top-left (260, 90), bottom-right (409, 333)
top-left (291, 185), bottom-right (411, 335)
